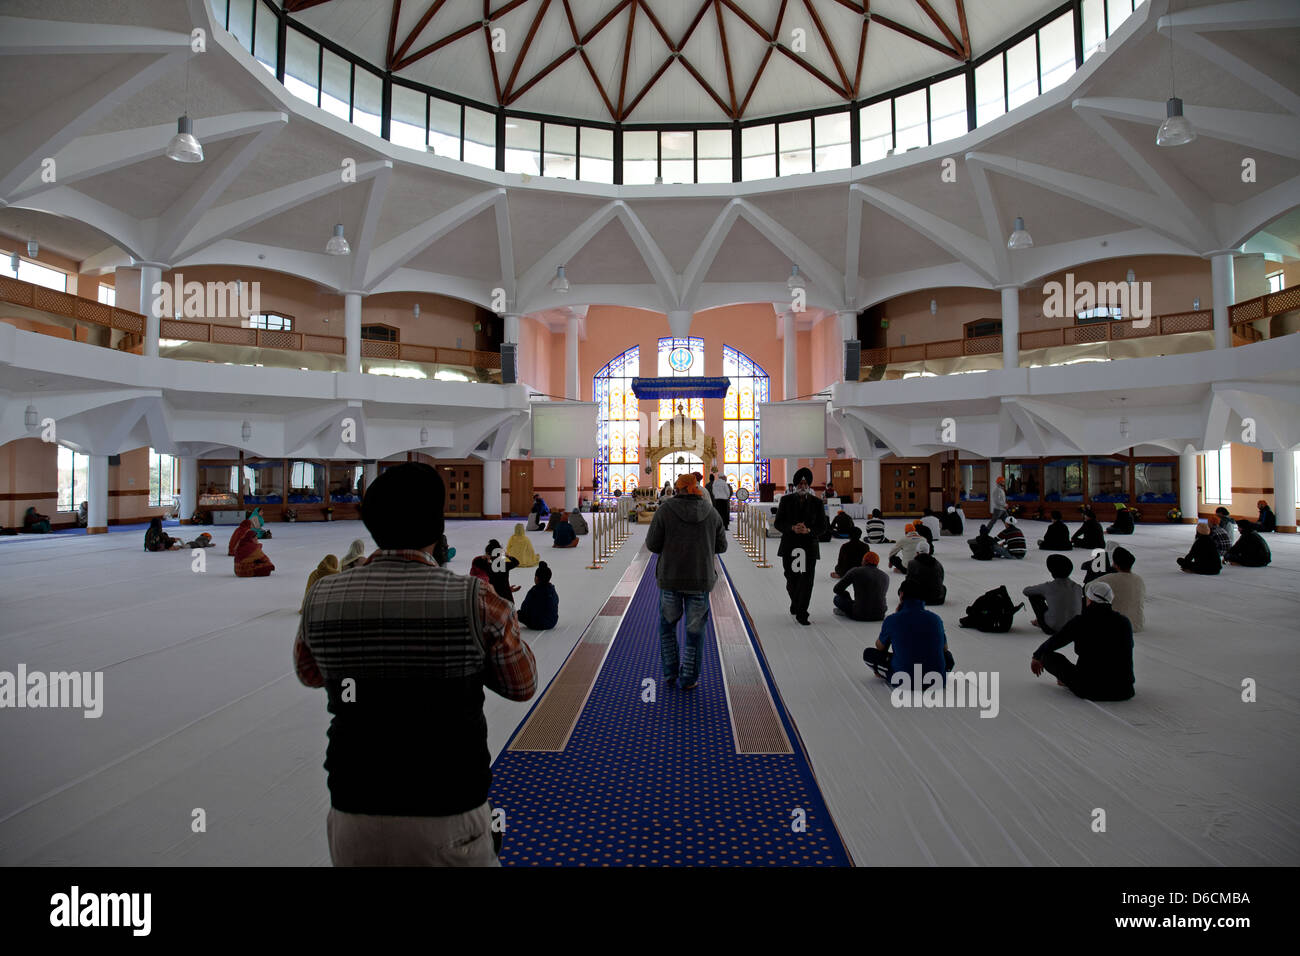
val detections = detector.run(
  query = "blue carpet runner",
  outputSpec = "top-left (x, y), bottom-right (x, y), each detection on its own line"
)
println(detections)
top-left (489, 554), bottom-right (853, 866)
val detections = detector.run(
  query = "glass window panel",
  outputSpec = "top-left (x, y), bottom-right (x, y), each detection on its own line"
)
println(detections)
top-left (814, 112), bottom-right (851, 171)
top-left (504, 119), bottom-right (540, 174)
top-left (1107, 0), bottom-right (1134, 36)
top-left (429, 98), bottom-right (462, 158)
top-left (329, 463), bottom-right (364, 502)
top-left (284, 29), bottom-right (319, 105)
top-left (352, 67), bottom-right (382, 135)
top-left (722, 345), bottom-right (770, 491)
top-left (390, 84), bottom-right (427, 150)
top-left (463, 106), bottom-right (495, 168)
top-left (894, 89), bottom-right (927, 152)
top-left (1134, 463), bottom-right (1175, 503)
top-left (1003, 463), bottom-right (1040, 500)
top-left (1039, 13), bottom-right (1075, 93)
top-left (1082, 0), bottom-right (1106, 60)
top-left (1006, 35), bottom-right (1038, 111)
top-left (660, 130), bottom-right (694, 183)
top-left (778, 119), bottom-right (812, 175)
top-left (253, 1), bottom-right (277, 74)
top-left (1043, 459), bottom-right (1084, 501)
top-left (227, 0), bottom-right (254, 52)
top-left (959, 463), bottom-right (989, 502)
top-left (1088, 458), bottom-right (1129, 502)
top-left (624, 129), bottom-right (658, 184)
top-left (594, 346), bottom-right (640, 500)
top-left (697, 128), bottom-right (732, 182)
top-left (543, 123), bottom-right (576, 179)
top-left (741, 124), bottom-right (775, 180)
top-left (5, 257), bottom-right (67, 291)
top-left (929, 74), bottom-right (967, 144)
top-left (975, 55), bottom-right (1005, 126)
top-left (320, 49), bottom-right (351, 121)
top-left (859, 100), bottom-right (891, 162)
top-left (579, 126), bottom-right (614, 184)
top-left (98, 283), bottom-right (115, 306)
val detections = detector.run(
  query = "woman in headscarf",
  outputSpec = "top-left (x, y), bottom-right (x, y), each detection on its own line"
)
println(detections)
top-left (339, 538), bottom-right (368, 570)
top-left (233, 533), bottom-right (275, 577)
top-left (484, 538), bottom-right (520, 602)
top-left (301, 554), bottom-right (339, 612)
top-left (506, 523), bottom-right (540, 567)
top-left (228, 518), bottom-right (254, 555)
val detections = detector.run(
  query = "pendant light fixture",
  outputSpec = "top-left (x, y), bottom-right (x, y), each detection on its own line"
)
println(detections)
top-left (241, 420), bottom-right (252, 442)
top-left (786, 264), bottom-right (809, 291)
top-left (1156, 2), bottom-right (1196, 147)
top-left (419, 426), bottom-right (429, 446)
top-left (412, 303), bottom-right (420, 318)
top-left (1007, 216), bottom-right (1033, 250)
top-left (166, 58), bottom-right (204, 163)
top-left (26, 240), bottom-right (38, 258)
top-left (325, 223), bottom-right (351, 256)
top-left (25, 404), bottom-right (39, 429)
top-left (549, 265), bottom-right (570, 294)
top-left (8, 252), bottom-right (19, 274)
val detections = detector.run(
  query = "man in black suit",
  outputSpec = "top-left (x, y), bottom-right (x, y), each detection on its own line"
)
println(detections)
top-left (774, 467), bottom-right (828, 626)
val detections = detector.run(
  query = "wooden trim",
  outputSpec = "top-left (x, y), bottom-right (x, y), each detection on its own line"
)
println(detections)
top-left (87, 526), bottom-right (108, 534)
top-left (1230, 487), bottom-right (1273, 495)
top-left (0, 491), bottom-right (57, 500)
top-left (109, 488), bottom-right (151, 497)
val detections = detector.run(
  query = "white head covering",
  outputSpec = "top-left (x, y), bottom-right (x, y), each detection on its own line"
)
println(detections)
top-left (915, 540), bottom-right (931, 555)
top-left (1085, 580), bottom-right (1114, 605)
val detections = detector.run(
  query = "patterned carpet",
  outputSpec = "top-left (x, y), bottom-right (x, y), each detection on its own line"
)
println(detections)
top-left (489, 555), bottom-right (853, 866)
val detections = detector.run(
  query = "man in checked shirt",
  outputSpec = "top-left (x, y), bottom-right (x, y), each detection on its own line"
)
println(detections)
top-left (296, 462), bottom-right (536, 866)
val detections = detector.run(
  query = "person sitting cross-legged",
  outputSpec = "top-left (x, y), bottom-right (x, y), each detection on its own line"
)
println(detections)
top-left (1106, 503), bottom-right (1134, 536)
top-left (1096, 547), bottom-right (1144, 632)
top-left (904, 540), bottom-right (947, 605)
top-left (888, 524), bottom-right (923, 573)
top-left (144, 516), bottom-right (183, 552)
top-left (1023, 554), bottom-right (1083, 636)
top-left (551, 511), bottom-right (579, 549)
top-left (832, 550), bottom-right (889, 622)
top-left (862, 580), bottom-right (955, 682)
top-left (1037, 511), bottom-right (1073, 551)
top-left (1177, 522), bottom-right (1221, 574)
top-left (1255, 499), bottom-right (1277, 533)
top-left (994, 518), bottom-right (1027, 559)
top-left (1030, 580), bottom-right (1134, 702)
top-left (1207, 514), bottom-right (1230, 562)
top-left (968, 524), bottom-right (997, 560)
top-left (865, 508), bottom-right (893, 544)
top-left (516, 562), bottom-right (559, 631)
top-left (829, 509), bottom-right (856, 539)
top-left (1071, 508), bottom-right (1106, 551)
top-left (1225, 519), bottom-right (1272, 567)
top-left (831, 526), bottom-right (869, 578)
top-left (505, 523), bottom-right (539, 568)
top-left (1214, 507), bottom-right (1237, 545)
top-left (940, 505), bottom-right (964, 536)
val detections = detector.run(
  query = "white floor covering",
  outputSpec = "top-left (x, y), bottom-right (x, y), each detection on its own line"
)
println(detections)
top-left (0, 516), bottom-right (1295, 866)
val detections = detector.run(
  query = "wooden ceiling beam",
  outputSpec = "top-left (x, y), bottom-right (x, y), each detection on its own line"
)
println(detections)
top-left (872, 13), bottom-right (963, 60)
top-left (772, 42), bottom-right (851, 98)
top-left (853, 2), bottom-right (869, 98)
top-left (912, 0), bottom-right (965, 59)
top-left (956, 0), bottom-right (971, 59)
top-left (501, 0), bottom-right (552, 101)
top-left (485, 2), bottom-right (503, 103)
top-left (802, 0), bottom-right (853, 94)
top-left (393, 0), bottom-right (450, 67)
top-left (563, 0), bottom-right (617, 119)
top-left (738, 0), bottom-right (786, 117)
top-left (714, 1), bottom-right (738, 117)
top-left (616, 0), bottom-right (638, 117)
top-left (386, 0), bottom-right (403, 70)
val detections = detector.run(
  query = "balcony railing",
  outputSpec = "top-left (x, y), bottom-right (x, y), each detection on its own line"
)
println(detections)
top-left (0, 275), bottom-right (501, 375)
top-left (860, 286), bottom-right (1297, 371)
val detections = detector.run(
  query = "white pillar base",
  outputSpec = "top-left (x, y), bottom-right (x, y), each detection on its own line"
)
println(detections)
top-left (87, 454), bottom-right (109, 534)
top-left (482, 459), bottom-right (503, 519)
top-left (179, 456), bottom-right (198, 523)
top-left (1273, 451), bottom-right (1296, 532)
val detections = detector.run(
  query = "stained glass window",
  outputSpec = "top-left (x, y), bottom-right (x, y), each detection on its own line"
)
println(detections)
top-left (657, 337), bottom-right (705, 422)
top-left (722, 345), bottom-right (770, 495)
top-left (594, 346), bottom-right (640, 497)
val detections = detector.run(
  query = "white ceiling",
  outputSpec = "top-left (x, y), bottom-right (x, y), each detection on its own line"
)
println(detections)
top-left (0, 0), bottom-right (1296, 322)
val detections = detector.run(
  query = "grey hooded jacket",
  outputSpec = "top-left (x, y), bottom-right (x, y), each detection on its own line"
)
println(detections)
top-left (646, 494), bottom-right (727, 592)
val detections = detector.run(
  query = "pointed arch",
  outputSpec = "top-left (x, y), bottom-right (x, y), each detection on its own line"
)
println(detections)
top-left (722, 344), bottom-right (770, 494)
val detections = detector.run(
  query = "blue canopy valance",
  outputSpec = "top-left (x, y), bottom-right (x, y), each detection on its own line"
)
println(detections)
top-left (631, 376), bottom-right (731, 399)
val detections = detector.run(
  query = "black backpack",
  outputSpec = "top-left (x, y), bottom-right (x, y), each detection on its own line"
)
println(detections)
top-left (959, 585), bottom-right (1024, 632)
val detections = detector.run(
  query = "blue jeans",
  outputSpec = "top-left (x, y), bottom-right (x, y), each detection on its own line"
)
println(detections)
top-left (658, 589), bottom-right (710, 682)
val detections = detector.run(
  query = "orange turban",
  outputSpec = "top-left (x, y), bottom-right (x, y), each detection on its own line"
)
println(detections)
top-left (674, 473), bottom-right (704, 497)
top-left (862, 551), bottom-right (879, 566)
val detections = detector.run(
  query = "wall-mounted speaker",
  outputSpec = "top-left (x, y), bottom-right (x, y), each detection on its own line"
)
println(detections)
top-left (1261, 452), bottom-right (1274, 463)
top-left (843, 339), bottom-right (861, 382)
top-left (500, 343), bottom-right (517, 384)
top-left (107, 455), bottom-right (121, 466)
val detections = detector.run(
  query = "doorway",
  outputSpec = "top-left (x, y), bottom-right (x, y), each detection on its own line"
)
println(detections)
top-left (882, 462), bottom-right (928, 515)
top-left (509, 460), bottom-right (534, 516)
top-left (830, 459), bottom-right (855, 500)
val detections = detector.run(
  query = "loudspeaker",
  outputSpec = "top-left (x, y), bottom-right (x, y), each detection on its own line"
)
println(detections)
top-left (844, 339), bottom-right (861, 382)
top-left (107, 454), bottom-right (121, 466)
top-left (1261, 452), bottom-right (1273, 463)
top-left (500, 343), bottom-right (517, 384)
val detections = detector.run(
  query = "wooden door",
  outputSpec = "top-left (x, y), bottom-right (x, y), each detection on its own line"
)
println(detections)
top-left (830, 459), bottom-right (855, 500)
top-left (509, 460), bottom-right (534, 516)
top-left (882, 462), bottom-right (928, 515)
top-left (440, 462), bottom-right (483, 518)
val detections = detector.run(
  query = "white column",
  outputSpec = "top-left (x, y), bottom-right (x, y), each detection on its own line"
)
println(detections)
top-left (362, 461), bottom-right (378, 496)
top-left (1210, 252), bottom-right (1235, 351)
top-left (137, 262), bottom-right (164, 358)
top-left (344, 292), bottom-right (363, 373)
top-left (503, 313), bottom-right (520, 344)
top-left (1273, 451), bottom-right (1296, 533)
top-left (783, 310), bottom-right (798, 481)
top-left (482, 459), bottom-right (503, 519)
top-left (666, 309), bottom-right (692, 338)
top-left (861, 459), bottom-right (881, 513)
top-left (564, 313), bottom-right (580, 511)
top-left (837, 309), bottom-right (858, 382)
top-left (999, 285), bottom-right (1020, 371)
top-left (87, 454), bottom-right (109, 534)
top-left (1179, 446), bottom-right (1199, 523)
top-left (178, 456), bottom-right (198, 523)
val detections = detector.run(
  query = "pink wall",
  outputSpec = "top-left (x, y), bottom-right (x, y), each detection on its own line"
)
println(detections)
top-left (0, 440), bottom-right (171, 529)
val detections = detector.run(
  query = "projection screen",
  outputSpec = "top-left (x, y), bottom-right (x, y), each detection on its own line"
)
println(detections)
top-left (528, 402), bottom-right (600, 458)
top-left (757, 402), bottom-right (829, 458)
